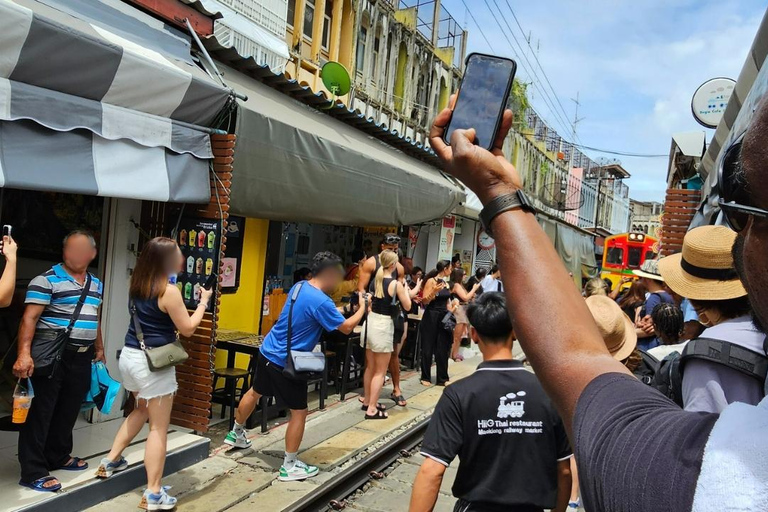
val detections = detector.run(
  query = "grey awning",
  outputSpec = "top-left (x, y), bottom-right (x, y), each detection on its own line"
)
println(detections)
top-left (0, 0), bottom-right (231, 203)
top-left (225, 64), bottom-right (464, 226)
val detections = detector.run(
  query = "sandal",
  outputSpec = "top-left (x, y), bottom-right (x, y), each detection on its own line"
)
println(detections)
top-left (19, 476), bottom-right (61, 492)
top-left (365, 409), bottom-right (389, 420)
top-left (59, 457), bottom-right (88, 471)
top-left (361, 403), bottom-right (387, 412)
top-left (390, 393), bottom-right (407, 407)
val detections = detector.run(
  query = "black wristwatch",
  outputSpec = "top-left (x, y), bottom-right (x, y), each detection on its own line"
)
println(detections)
top-left (480, 190), bottom-right (536, 238)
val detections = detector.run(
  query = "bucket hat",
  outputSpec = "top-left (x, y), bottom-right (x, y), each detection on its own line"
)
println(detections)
top-left (585, 295), bottom-right (638, 361)
top-left (657, 225), bottom-right (746, 301)
top-left (633, 259), bottom-right (664, 281)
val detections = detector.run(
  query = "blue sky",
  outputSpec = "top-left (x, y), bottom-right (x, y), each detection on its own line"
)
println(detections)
top-left (439, 0), bottom-right (765, 201)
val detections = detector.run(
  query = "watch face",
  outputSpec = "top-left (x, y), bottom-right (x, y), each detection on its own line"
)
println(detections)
top-left (478, 228), bottom-right (495, 250)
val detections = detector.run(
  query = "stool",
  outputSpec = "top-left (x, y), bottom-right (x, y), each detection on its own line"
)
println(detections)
top-left (212, 367), bottom-right (249, 431)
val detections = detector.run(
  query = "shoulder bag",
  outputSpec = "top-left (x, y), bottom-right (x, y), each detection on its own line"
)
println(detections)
top-left (31, 274), bottom-right (92, 378)
top-left (130, 300), bottom-right (188, 372)
top-left (391, 282), bottom-right (405, 333)
top-left (282, 282), bottom-right (326, 381)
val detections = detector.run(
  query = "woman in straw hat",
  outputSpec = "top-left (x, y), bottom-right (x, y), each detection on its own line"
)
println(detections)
top-left (658, 225), bottom-right (763, 413)
top-left (585, 295), bottom-right (641, 372)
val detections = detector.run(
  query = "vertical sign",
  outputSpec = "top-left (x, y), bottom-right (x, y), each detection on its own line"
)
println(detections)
top-left (438, 216), bottom-right (456, 262)
top-left (177, 218), bottom-right (221, 309)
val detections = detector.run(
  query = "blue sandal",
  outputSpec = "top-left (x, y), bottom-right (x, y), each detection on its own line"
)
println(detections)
top-left (20, 476), bottom-right (62, 492)
top-left (59, 457), bottom-right (88, 471)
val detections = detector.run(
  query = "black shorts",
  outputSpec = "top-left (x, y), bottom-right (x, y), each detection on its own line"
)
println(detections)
top-left (252, 352), bottom-right (308, 410)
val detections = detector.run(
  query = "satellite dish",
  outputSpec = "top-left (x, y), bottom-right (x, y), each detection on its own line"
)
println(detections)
top-left (321, 61), bottom-right (351, 97)
top-left (541, 179), bottom-right (585, 212)
top-left (691, 77), bottom-right (735, 129)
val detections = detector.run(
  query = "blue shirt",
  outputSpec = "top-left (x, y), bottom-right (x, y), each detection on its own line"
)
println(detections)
top-left (639, 291), bottom-right (674, 351)
top-left (25, 263), bottom-right (103, 342)
top-left (261, 282), bottom-right (345, 367)
top-left (681, 298), bottom-right (700, 323)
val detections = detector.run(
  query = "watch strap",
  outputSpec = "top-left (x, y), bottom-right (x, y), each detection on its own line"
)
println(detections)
top-left (480, 190), bottom-right (535, 237)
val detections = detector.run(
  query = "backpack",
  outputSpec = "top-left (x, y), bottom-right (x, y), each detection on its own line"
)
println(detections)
top-left (637, 337), bottom-right (768, 407)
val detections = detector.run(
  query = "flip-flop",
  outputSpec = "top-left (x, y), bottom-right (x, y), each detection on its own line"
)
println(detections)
top-left (365, 409), bottom-right (389, 420)
top-left (19, 476), bottom-right (61, 492)
top-left (390, 393), bottom-right (407, 407)
top-left (59, 457), bottom-right (88, 471)
top-left (361, 403), bottom-right (387, 412)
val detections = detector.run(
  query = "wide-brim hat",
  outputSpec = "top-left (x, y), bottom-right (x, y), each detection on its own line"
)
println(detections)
top-left (633, 259), bottom-right (664, 281)
top-left (586, 295), bottom-right (638, 361)
top-left (657, 225), bottom-right (746, 301)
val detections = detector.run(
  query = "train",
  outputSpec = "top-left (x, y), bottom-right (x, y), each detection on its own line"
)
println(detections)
top-left (600, 232), bottom-right (659, 289)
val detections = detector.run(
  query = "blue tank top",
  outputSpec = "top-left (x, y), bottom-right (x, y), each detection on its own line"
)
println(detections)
top-left (125, 297), bottom-right (177, 348)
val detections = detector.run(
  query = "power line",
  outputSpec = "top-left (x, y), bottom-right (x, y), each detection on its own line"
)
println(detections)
top-left (459, 0), bottom-right (497, 53)
top-left (570, 143), bottom-right (668, 158)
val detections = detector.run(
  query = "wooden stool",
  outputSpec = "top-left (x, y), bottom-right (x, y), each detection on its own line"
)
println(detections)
top-left (212, 367), bottom-right (249, 431)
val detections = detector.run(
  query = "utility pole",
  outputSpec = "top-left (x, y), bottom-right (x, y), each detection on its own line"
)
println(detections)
top-left (571, 92), bottom-right (585, 142)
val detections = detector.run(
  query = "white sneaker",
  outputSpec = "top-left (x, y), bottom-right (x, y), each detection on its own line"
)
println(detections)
top-left (146, 488), bottom-right (177, 511)
top-left (224, 429), bottom-right (251, 449)
top-left (138, 486), bottom-right (172, 510)
top-left (278, 460), bottom-right (319, 482)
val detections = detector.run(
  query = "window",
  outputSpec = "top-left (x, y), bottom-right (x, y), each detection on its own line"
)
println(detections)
top-left (322, 1), bottom-right (332, 49)
top-left (606, 247), bottom-right (624, 266)
top-left (627, 247), bottom-right (643, 268)
top-left (356, 26), bottom-right (367, 72)
top-left (287, 0), bottom-right (296, 27)
top-left (303, 0), bottom-right (315, 39)
top-left (372, 35), bottom-right (380, 79)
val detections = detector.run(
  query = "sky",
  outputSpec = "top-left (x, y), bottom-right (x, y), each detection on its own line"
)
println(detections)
top-left (439, 0), bottom-right (766, 202)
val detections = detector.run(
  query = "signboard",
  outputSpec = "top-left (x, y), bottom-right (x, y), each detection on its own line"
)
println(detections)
top-left (176, 217), bottom-right (221, 309)
top-left (438, 216), bottom-right (456, 261)
top-left (691, 77), bottom-right (736, 128)
top-left (220, 216), bottom-right (245, 292)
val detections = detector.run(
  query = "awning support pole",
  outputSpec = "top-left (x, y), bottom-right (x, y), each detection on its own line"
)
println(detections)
top-left (185, 18), bottom-right (248, 102)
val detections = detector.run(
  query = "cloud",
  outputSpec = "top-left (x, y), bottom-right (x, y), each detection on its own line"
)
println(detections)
top-left (444, 0), bottom-right (765, 201)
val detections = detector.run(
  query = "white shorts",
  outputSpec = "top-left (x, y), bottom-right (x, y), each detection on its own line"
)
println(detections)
top-left (119, 346), bottom-right (177, 401)
top-left (362, 312), bottom-right (395, 353)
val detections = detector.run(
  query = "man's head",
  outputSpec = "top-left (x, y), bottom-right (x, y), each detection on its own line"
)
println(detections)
top-left (732, 98), bottom-right (768, 332)
top-left (633, 259), bottom-right (664, 291)
top-left (490, 264), bottom-right (500, 278)
top-left (380, 233), bottom-right (401, 252)
top-left (309, 251), bottom-right (344, 293)
top-left (411, 266), bottom-right (423, 282)
top-left (466, 292), bottom-right (514, 349)
top-left (475, 267), bottom-right (488, 280)
top-left (63, 230), bottom-right (97, 273)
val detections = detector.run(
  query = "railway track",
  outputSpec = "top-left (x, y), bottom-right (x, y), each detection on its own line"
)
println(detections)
top-left (284, 417), bottom-right (430, 512)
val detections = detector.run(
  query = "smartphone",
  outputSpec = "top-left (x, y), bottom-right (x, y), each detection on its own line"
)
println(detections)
top-left (2, 225), bottom-right (11, 238)
top-left (203, 273), bottom-right (218, 290)
top-left (443, 53), bottom-right (517, 151)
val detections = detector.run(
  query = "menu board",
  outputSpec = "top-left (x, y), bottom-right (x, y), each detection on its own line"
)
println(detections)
top-left (176, 218), bottom-right (221, 309)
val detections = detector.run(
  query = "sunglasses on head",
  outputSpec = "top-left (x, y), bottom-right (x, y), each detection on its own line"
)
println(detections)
top-left (718, 132), bottom-right (768, 232)
top-left (383, 235), bottom-right (401, 245)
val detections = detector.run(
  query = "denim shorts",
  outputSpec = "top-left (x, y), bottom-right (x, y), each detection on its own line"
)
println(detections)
top-left (119, 346), bottom-right (177, 401)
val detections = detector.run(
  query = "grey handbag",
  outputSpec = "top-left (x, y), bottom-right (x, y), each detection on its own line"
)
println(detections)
top-left (282, 282), bottom-right (326, 381)
top-left (130, 301), bottom-right (189, 371)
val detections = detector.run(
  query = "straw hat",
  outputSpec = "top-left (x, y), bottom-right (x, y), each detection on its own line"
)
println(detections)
top-left (657, 226), bottom-right (746, 301)
top-left (633, 259), bottom-right (664, 281)
top-left (585, 295), bottom-right (637, 361)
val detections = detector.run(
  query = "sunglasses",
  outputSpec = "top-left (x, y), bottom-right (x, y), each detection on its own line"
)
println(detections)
top-left (383, 235), bottom-right (401, 245)
top-left (718, 132), bottom-right (768, 232)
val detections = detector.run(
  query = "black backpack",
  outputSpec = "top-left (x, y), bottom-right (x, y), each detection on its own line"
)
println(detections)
top-left (637, 337), bottom-right (768, 407)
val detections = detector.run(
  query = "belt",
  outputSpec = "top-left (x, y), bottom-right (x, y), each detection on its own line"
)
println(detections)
top-left (65, 344), bottom-right (93, 353)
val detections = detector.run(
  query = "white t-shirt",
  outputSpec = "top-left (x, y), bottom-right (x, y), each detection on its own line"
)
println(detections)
top-left (480, 275), bottom-right (502, 292)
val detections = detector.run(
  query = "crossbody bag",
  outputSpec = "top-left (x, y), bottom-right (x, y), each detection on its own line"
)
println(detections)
top-left (391, 282), bottom-right (405, 333)
top-left (31, 274), bottom-right (92, 379)
top-left (130, 300), bottom-right (188, 371)
top-left (282, 282), bottom-right (326, 381)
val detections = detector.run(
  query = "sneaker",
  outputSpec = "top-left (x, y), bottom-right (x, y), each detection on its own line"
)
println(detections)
top-left (138, 486), bottom-right (172, 510)
top-left (95, 456), bottom-right (128, 478)
top-left (568, 499), bottom-right (581, 509)
top-left (146, 488), bottom-right (177, 511)
top-left (224, 429), bottom-right (251, 449)
top-left (278, 460), bottom-right (319, 482)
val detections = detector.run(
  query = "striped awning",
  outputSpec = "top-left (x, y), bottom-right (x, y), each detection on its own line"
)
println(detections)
top-left (0, 0), bottom-right (232, 202)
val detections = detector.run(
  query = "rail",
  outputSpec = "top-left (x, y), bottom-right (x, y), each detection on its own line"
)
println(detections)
top-left (284, 417), bottom-right (431, 512)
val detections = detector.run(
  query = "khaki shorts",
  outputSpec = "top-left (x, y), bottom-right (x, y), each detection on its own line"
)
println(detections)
top-left (362, 312), bottom-right (395, 353)
top-left (455, 304), bottom-right (468, 325)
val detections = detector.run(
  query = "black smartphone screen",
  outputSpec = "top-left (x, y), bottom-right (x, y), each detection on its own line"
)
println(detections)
top-left (204, 273), bottom-right (218, 290)
top-left (444, 54), bottom-right (517, 150)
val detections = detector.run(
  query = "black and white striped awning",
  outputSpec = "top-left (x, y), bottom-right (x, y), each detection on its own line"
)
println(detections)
top-left (0, 0), bottom-right (231, 202)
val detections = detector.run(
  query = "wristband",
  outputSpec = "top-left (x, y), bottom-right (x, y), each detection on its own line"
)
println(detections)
top-left (480, 190), bottom-right (536, 238)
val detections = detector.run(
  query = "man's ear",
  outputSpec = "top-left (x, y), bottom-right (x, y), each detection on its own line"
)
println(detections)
top-left (469, 326), bottom-right (480, 345)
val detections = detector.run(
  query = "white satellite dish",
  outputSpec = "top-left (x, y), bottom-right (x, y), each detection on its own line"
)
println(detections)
top-left (691, 77), bottom-right (736, 128)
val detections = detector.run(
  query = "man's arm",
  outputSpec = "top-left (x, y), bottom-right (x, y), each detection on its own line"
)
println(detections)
top-left (0, 236), bottom-right (18, 307)
top-left (13, 305), bottom-right (45, 378)
top-left (554, 459), bottom-right (573, 512)
top-left (429, 101), bottom-right (629, 434)
top-left (409, 458), bottom-right (446, 512)
top-left (358, 257), bottom-right (375, 293)
top-left (93, 323), bottom-right (106, 363)
top-left (337, 294), bottom-right (367, 335)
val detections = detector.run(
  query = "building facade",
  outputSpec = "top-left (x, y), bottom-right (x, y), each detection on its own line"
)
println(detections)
top-left (630, 200), bottom-right (663, 236)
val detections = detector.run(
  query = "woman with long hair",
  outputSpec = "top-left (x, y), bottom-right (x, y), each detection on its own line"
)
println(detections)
top-left (617, 280), bottom-right (647, 321)
top-left (449, 268), bottom-right (481, 362)
top-left (361, 250), bottom-right (412, 419)
top-left (419, 260), bottom-right (458, 386)
top-left (96, 237), bottom-right (212, 510)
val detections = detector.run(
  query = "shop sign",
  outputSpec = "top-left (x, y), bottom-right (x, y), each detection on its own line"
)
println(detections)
top-left (438, 216), bottom-right (456, 261)
top-left (177, 217), bottom-right (221, 309)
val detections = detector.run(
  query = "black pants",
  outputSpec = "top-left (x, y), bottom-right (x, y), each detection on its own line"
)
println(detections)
top-left (420, 308), bottom-right (451, 385)
top-left (454, 500), bottom-right (543, 512)
top-left (18, 346), bottom-right (92, 483)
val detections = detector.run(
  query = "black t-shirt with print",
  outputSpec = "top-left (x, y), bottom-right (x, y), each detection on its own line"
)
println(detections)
top-left (573, 373), bottom-right (718, 512)
top-left (421, 360), bottom-right (572, 510)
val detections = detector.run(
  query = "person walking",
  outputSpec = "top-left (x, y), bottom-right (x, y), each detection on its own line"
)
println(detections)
top-left (96, 237), bottom-right (211, 510)
top-left (224, 252), bottom-right (367, 482)
top-left (361, 250), bottom-right (412, 419)
top-left (449, 268), bottom-right (480, 362)
top-left (658, 225), bottom-right (763, 413)
top-left (411, 292), bottom-right (572, 512)
top-left (14, 231), bottom-right (104, 492)
top-left (419, 261), bottom-right (457, 386)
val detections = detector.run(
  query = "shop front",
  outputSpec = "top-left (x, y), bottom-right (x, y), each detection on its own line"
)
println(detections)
top-left (0, 0), bottom-right (232, 508)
